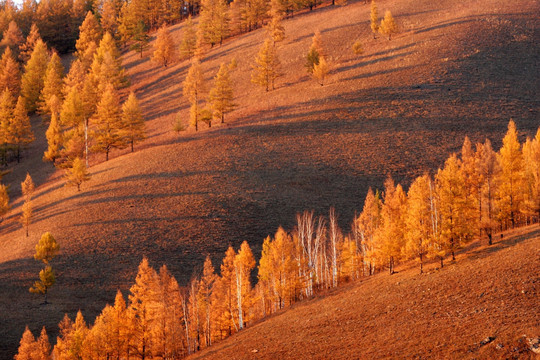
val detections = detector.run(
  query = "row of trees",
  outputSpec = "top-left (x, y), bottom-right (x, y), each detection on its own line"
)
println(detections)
top-left (16, 121), bottom-right (540, 359)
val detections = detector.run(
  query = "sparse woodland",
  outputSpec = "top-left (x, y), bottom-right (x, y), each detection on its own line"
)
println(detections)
top-left (15, 121), bottom-right (540, 359)
top-left (0, 0), bottom-right (536, 358)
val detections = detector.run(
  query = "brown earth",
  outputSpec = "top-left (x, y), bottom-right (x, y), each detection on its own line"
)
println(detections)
top-left (189, 226), bottom-right (540, 360)
top-left (0, 0), bottom-right (538, 357)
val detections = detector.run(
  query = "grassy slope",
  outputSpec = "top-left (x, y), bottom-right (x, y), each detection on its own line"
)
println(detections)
top-left (189, 226), bottom-right (540, 359)
top-left (0, 0), bottom-right (538, 356)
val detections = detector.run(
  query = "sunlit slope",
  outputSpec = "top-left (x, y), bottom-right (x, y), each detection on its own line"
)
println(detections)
top-left (0, 0), bottom-right (538, 356)
top-left (189, 227), bottom-right (540, 359)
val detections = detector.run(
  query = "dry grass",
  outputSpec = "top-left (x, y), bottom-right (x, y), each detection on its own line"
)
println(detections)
top-left (189, 226), bottom-right (540, 359)
top-left (0, 0), bottom-right (538, 356)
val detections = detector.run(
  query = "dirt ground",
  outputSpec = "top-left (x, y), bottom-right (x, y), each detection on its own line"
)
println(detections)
top-left (0, 0), bottom-right (538, 357)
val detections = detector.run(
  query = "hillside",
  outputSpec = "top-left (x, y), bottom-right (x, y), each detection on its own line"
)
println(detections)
top-left (188, 226), bottom-right (540, 359)
top-left (0, 0), bottom-right (539, 357)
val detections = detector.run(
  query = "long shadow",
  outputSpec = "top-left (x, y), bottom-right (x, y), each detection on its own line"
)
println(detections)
top-left (78, 191), bottom-right (212, 207)
top-left (335, 51), bottom-right (415, 74)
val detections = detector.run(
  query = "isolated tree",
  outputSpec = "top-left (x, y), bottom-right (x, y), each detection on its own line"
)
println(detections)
top-left (183, 59), bottom-right (206, 131)
top-left (497, 120), bottom-right (524, 228)
top-left (379, 10), bottom-right (398, 40)
top-left (121, 92), bottom-right (145, 152)
top-left (312, 56), bottom-right (329, 85)
top-left (10, 96), bottom-right (35, 162)
top-left (153, 25), bottom-right (177, 67)
top-left (20, 173), bottom-right (35, 237)
top-left (34, 231), bottom-right (59, 265)
top-left (251, 38), bottom-right (281, 91)
top-left (92, 84), bottom-right (126, 160)
top-left (75, 11), bottom-right (102, 59)
top-left (305, 30), bottom-right (324, 74)
top-left (352, 40), bottom-right (363, 55)
top-left (0, 47), bottom-right (20, 97)
top-left (14, 326), bottom-right (38, 360)
top-left (179, 16), bottom-right (197, 60)
top-left (21, 39), bottom-right (49, 112)
top-left (370, 0), bottom-right (378, 38)
top-left (43, 102), bottom-right (62, 164)
top-left (209, 63), bottom-right (236, 123)
top-left (39, 52), bottom-right (64, 115)
top-left (30, 266), bottom-right (56, 304)
top-left (19, 23), bottom-right (41, 63)
top-left (0, 183), bottom-right (9, 222)
top-left (130, 21), bottom-right (150, 58)
top-left (65, 157), bottom-right (90, 191)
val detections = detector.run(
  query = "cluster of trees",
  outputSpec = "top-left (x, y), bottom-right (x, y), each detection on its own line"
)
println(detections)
top-left (370, 0), bottom-right (397, 40)
top-left (16, 121), bottom-right (539, 359)
top-left (37, 11), bottom-right (145, 173)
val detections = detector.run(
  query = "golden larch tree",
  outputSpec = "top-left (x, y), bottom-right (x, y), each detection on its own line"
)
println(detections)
top-left (39, 51), bottom-right (64, 115)
top-left (379, 10), bottom-right (398, 40)
top-left (153, 25), bottom-right (177, 67)
top-left (10, 95), bottom-right (35, 162)
top-left (522, 129), bottom-right (540, 222)
top-left (14, 326), bottom-right (38, 360)
top-left (305, 30), bottom-right (324, 74)
top-left (19, 23), bottom-right (41, 63)
top-left (312, 56), bottom-right (329, 85)
top-left (251, 38), bottom-right (281, 91)
top-left (20, 172), bottom-right (35, 237)
top-left (0, 183), bottom-right (9, 222)
top-left (75, 11), bottom-right (102, 59)
top-left (121, 92), bottom-right (146, 152)
top-left (370, 0), bottom-right (378, 38)
top-left (64, 157), bottom-right (90, 191)
top-left (91, 84), bottom-right (127, 161)
top-left (198, 256), bottom-right (217, 348)
top-left (234, 241), bottom-right (255, 330)
top-left (476, 138), bottom-right (500, 244)
top-left (0, 20), bottom-right (24, 58)
top-left (43, 100), bottom-right (62, 164)
top-left (0, 47), bottom-right (20, 97)
top-left (209, 63), bottom-right (236, 124)
top-left (199, 0), bottom-right (230, 47)
top-left (21, 39), bottom-right (49, 112)
top-left (183, 58), bottom-right (206, 131)
top-left (496, 120), bottom-right (525, 228)
top-left (179, 16), bottom-right (198, 60)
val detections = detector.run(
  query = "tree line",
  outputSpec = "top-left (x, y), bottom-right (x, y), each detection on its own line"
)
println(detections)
top-left (15, 121), bottom-right (540, 359)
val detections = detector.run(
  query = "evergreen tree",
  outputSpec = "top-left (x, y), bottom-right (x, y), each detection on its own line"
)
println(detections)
top-left (19, 23), bottom-right (41, 63)
top-left (10, 96), bottom-right (35, 162)
top-left (121, 92), bottom-right (145, 152)
top-left (0, 47), bottom-right (20, 97)
top-left (209, 63), bottom-right (235, 124)
top-left (379, 10), bottom-right (397, 40)
top-left (75, 11), bottom-right (102, 59)
top-left (153, 25), bottom-right (177, 67)
top-left (251, 38), bottom-right (281, 91)
top-left (65, 157), bottom-right (90, 191)
top-left (39, 52), bottom-right (64, 115)
top-left (29, 266), bottom-right (55, 304)
top-left (130, 21), bottom-right (150, 58)
top-left (21, 39), bottom-right (49, 112)
top-left (496, 120), bottom-right (525, 228)
top-left (370, 0), bottom-right (378, 38)
top-left (183, 59), bottom-right (206, 131)
top-left (179, 16), bottom-right (197, 60)
top-left (91, 84), bottom-right (126, 161)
